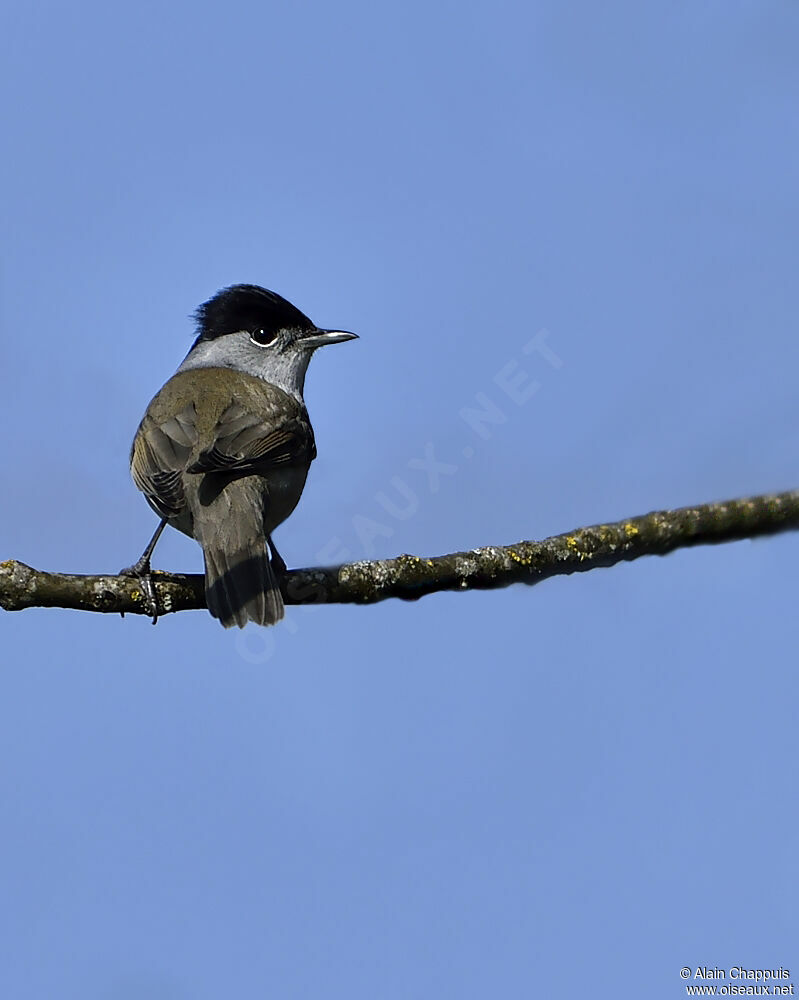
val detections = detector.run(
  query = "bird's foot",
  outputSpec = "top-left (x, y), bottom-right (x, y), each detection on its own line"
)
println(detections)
top-left (119, 557), bottom-right (160, 624)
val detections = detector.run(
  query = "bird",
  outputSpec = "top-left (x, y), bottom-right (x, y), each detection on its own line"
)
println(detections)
top-left (124, 283), bottom-right (357, 627)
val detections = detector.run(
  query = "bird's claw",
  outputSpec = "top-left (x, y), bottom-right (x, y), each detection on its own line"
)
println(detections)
top-left (119, 560), bottom-right (160, 624)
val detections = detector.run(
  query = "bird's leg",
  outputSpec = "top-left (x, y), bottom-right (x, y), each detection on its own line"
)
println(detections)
top-left (267, 534), bottom-right (287, 578)
top-left (120, 518), bottom-right (168, 624)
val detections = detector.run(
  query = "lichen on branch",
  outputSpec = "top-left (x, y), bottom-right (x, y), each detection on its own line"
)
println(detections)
top-left (1, 489), bottom-right (797, 620)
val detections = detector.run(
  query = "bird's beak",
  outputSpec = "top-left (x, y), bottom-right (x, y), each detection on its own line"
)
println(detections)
top-left (301, 329), bottom-right (359, 348)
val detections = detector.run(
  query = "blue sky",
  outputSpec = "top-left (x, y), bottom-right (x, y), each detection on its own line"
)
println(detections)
top-left (1, 1), bottom-right (797, 997)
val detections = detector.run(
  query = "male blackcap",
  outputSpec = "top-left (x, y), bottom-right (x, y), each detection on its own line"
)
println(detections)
top-left (126, 284), bottom-right (357, 627)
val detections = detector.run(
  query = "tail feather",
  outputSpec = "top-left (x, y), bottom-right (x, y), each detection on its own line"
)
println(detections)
top-left (203, 543), bottom-right (284, 628)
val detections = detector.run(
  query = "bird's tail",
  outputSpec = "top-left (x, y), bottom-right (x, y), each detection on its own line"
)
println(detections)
top-left (203, 541), bottom-right (284, 628)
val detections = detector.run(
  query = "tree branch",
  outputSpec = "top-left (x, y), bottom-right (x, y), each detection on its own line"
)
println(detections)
top-left (1, 489), bottom-right (797, 620)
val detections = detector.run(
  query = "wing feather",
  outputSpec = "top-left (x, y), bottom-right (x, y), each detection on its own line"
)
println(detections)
top-left (130, 403), bottom-right (198, 518)
top-left (130, 378), bottom-right (316, 518)
top-left (187, 401), bottom-right (314, 474)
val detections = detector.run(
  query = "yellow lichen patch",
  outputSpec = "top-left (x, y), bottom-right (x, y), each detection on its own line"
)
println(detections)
top-left (508, 548), bottom-right (531, 565)
top-left (563, 535), bottom-right (593, 561)
top-left (0, 560), bottom-right (14, 569)
top-left (623, 522), bottom-right (640, 536)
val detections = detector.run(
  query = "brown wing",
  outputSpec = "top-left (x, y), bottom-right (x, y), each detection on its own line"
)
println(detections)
top-left (130, 402), bottom-right (199, 519)
top-left (186, 400), bottom-right (315, 475)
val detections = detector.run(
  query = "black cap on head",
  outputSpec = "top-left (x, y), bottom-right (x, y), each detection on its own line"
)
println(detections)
top-left (193, 284), bottom-right (315, 343)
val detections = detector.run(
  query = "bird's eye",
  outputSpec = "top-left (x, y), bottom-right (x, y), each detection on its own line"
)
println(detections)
top-left (250, 328), bottom-right (277, 347)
